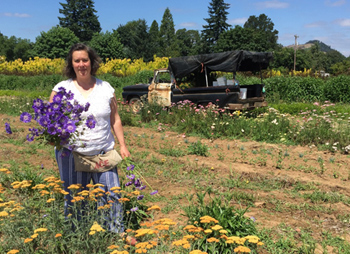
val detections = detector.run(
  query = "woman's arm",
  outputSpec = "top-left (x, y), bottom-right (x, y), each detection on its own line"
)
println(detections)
top-left (110, 94), bottom-right (130, 159)
top-left (49, 91), bottom-right (57, 103)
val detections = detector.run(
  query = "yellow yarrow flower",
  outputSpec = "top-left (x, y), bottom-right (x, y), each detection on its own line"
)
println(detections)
top-left (234, 245), bottom-right (251, 253)
top-left (24, 238), bottom-right (33, 243)
top-left (34, 228), bottom-right (48, 233)
top-left (211, 224), bottom-right (223, 231)
top-left (7, 250), bottom-right (20, 254)
top-left (204, 229), bottom-right (212, 234)
top-left (189, 250), bottom-right (208, 254)
top-left (207, 237), bottom-right (220, 243)
top-left (0, 211), bottom-right (9, 217)
top-left (147, 205), bottom-right (161, 211)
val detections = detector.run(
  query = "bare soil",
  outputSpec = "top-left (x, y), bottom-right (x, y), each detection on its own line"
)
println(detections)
top-left (1, 113), bottom-right (350, 252)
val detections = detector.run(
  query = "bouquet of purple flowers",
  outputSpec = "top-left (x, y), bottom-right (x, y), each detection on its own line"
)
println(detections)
top-left (20, 87), bottom-right (96, 150)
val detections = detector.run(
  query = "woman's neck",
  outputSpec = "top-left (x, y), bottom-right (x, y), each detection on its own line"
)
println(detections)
top-left (75, 76), bottom-right (95, 90)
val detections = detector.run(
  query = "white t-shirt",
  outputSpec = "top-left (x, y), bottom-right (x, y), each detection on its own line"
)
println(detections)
top-left (53, 78), bottom-right (115, 155)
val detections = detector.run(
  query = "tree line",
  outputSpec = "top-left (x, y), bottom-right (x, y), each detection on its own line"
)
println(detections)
top-left (1, 0), bottom-right (349, 75)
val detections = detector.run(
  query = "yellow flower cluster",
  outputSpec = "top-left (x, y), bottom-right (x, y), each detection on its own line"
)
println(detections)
top-left (135, 240), bottom-right (157, 253)
top-left (0, 57), bottom-right (65, 75)
top-left (89, 221), bottom-right (106, 235)
top-left (0, 56), bottom-right (169, 76)
top-left (11, 180), bottom-right (32, 189)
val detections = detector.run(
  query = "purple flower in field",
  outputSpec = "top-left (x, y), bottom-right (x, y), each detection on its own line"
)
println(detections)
top-left (130, 207), bottom-right (138, 212)
top-left (134, 179), bottom-right (142, 188)
top-left (5, 122), bottom-right (12, 134)
top-left (85, 115), bottom-right (96, 129)
top-left (150, 190), bottom-right (158, 195)
top-left (125, 181), bottom-right (133, 187)
top-left (139, 185), bottom-right (146, 190)
top-left (127, 174), bottom-right (135, 180)
top-left (137, 195), bottom-right (144, 200)
top-left (20, 112), bottom-right (32, 123)
top-left (26, 134), bottom-right (35, 142)
top-left (127, 164), bottom-right (135, 171)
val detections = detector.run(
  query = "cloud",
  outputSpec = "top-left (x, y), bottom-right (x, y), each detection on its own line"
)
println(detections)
top-left (179, 22), bottom-right (198, 28)
top-left (335, 19), bottom-right (350, 27)
top-left (255, 0), bottom-right (290, 9)
top-left (304, 21), bottom-right (326, 28)
top-left (325, 0), bottom-right (346, 7)
top-left (228, 18), bottom-right (247, 25)
top-left (1, 12), bottom-right (31, 18)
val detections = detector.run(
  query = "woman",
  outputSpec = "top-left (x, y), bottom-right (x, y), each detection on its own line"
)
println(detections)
top-left (49, 43), bottom-right (130, 233)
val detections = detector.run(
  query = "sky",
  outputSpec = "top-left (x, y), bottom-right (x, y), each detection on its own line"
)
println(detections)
top-left (1, 0), bottom-right (350, 57)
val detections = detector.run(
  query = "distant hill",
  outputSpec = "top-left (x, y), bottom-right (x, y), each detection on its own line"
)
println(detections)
top-left (285, 40), bottom-right (341, 55)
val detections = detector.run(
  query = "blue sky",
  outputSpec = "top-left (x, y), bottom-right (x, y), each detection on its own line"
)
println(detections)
top-left (1, 0), bottom-right (350, 56)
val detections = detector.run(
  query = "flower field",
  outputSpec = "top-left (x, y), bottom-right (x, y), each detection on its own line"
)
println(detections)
top-left (2, 95), bottom-right (350, 253)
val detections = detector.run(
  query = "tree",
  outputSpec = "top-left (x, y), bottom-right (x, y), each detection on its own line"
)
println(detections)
top-left (216, 25), bottom-right (265, 52)
top-left (0, 33), bottom-right (33, 61)
top-left (243, 14), bottom-right (278, 51)
top-left (89, 31), bottom-right (124, 62)
top-left (31, 26), bottom-right (79, 59)
top-left (148, 20), bottom-right (160, 59)
top-left (58, 0), bottom-right (101, 42)
top-left (175, 29), bottom-right (201, 56)
top-left (117, 19), bottom-right (152, 61)
top-left (202, 0), bottom-right (231, 53)
top-left (159, 8), bottom-right (177, 57)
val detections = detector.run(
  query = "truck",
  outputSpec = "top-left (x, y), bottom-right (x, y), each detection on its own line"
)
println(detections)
top-left (122, 50), bottom-right (273, 112)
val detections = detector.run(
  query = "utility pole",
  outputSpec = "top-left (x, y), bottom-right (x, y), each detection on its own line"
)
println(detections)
top-left (294, 35), bottom-right (299, 72)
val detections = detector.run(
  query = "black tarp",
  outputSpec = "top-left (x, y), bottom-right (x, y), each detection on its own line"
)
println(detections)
top-left (168, 50), bottom-right (273, 79)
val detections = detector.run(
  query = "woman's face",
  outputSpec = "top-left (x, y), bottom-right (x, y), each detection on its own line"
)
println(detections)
top-left (72, 50), bottom-right (91, 78)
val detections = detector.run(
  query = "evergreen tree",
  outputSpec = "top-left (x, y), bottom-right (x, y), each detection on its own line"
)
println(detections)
top-left (159, 8), bottom-right (177, 57)
top-left (148, 20), bottom-right (160, 59)
top-left (202, 0), bottom-right (231, 53)
top-left (58, 0), bottom-right (101, 42)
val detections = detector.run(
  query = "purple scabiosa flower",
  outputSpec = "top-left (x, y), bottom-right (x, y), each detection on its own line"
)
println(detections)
top-left (20, 112), bottom-right (32, 123)
top-left (84, 102), bottom-right (90, 111)
top-left (130, 207), bottom-right (138, 212)
top-left (47, 124), bottom-right (57, 135)
top-left (137, 195), bottom-right (144, 200)
top-left (66, 90), bottom-right (74, 100)
top-left (58, 87), bottom-right (66, 93)
top-left (125, 181), bottom-right (133, 187)
top-left (52, 93), bottom-right (63, 104)
top-left (38, 115), bottom-right (50, 127)
top-left (85, 115), bottom-right (96, 129)
top-left (26, 134), bottom-right (34, 142)
top-left (51, 102), bottom-right (61, 111)
top-left (134, 179), bottom-right (142, 188)
top-left (5, 122), bottom-right (12, 134)
top-left (150, 190), bottom-right (158, 195)
top-left (32, 98), bottom-right (44, 113)
top-left (127, 174), bottom-right (135, 180)
top-left (64, 101), bottom-right (73, 113)
top-left (127, 165), bottom-right (135, 171)
top-left (65, 120), bottom-right (77, 133)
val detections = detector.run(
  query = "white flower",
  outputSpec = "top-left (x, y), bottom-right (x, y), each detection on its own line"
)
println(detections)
top-left (241, 129), bottom-right (244, 133)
